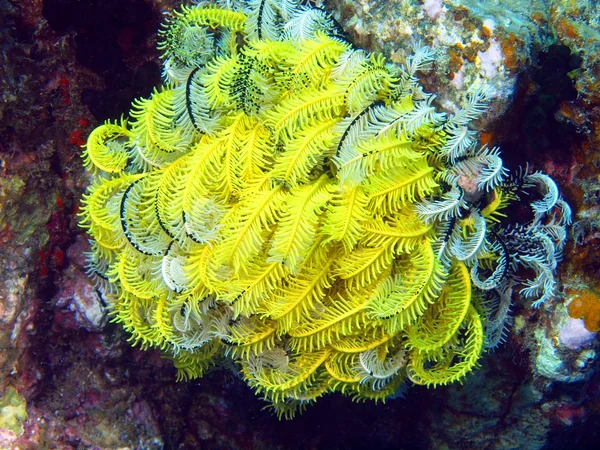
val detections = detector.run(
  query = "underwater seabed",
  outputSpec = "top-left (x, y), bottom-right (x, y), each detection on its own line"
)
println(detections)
top-left (1, 0), bottom-right (600, 449)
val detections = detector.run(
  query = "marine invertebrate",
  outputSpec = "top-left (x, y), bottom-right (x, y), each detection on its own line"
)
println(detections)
top-left (78, 0), bottom-right (570, 418)
top-left (567, 288), bottom-right (600, 333)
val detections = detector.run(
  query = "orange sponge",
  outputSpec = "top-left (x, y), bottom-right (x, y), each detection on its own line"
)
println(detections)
top-left (568, 289), bottom-right (600, 332)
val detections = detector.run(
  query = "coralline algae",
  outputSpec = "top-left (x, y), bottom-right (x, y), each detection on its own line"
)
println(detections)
top-left (559, 317), bottom-right (597, 350)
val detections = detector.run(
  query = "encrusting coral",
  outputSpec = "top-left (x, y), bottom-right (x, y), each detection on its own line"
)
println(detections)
top-left (78, 0), bottom-right (571, 418)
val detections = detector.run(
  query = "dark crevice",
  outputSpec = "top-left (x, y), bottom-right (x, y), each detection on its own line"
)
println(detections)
top-left (494, 44), bottom-right (583, 173)
top-left (42, 0), bottom-right (162, 122)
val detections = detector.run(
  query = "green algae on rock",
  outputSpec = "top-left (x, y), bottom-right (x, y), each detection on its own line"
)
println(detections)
top-left (0, 387), bottom-right (27, 437)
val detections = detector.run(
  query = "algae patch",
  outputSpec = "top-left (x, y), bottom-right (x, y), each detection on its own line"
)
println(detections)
top-left (0, 387), bottom-right (28, 436)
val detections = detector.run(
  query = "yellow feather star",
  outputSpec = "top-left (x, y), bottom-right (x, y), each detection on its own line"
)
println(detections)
top-left (79, 2), bottom-right (570, 419)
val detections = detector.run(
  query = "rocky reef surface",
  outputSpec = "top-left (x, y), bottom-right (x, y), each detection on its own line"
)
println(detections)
top-left (1, 0), bottom-right (599, 448)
